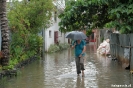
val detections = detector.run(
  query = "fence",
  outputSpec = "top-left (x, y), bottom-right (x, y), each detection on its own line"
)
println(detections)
top-left (110, 33), bottom-right (133, 72)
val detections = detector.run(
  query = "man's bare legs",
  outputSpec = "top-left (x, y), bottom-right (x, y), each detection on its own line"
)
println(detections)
top-left (82, 70), bottom-right (84, 77)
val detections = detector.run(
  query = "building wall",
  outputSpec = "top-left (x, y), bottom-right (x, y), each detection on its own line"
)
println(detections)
top-left (44, 0), bottom-right (67, 52)
top-left (44, 18), bottom-right (68, 52)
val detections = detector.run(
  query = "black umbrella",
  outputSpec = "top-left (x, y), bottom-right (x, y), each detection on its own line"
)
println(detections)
top-left (65, 31), bottom-right (87, 40)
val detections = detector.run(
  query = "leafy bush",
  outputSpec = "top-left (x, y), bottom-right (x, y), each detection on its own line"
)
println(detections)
top-left (48, 43), bottom-right (70, 53)
top-left (4, 0), bottom-right (53, 70)
top-left (48, 44), bottom-right (60, 53)
top-left (62, 43), bottom-right (70, 49)
top-left (8, 33), bottom-right (42, 69)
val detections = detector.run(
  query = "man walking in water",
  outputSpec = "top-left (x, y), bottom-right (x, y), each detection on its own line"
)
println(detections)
top-left (72, 39), bottom-right (86, 77)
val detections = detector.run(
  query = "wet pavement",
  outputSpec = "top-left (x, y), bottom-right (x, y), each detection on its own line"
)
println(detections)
top-left (0, 43), bottom-right (133, 88)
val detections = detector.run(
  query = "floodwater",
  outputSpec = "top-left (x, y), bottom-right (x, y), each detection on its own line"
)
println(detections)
top-left (0, 43), bottom-right (133, 88)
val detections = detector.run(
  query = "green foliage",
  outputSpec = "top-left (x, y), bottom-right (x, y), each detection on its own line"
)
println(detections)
top-left (59, 0), bottom-right (133, 34)
top-left (58, 43), bottom-right (70, 50)
top-left (7, 0), bottom-right (54, 34)
top-left (6, 0), bottom-right (53, 70)
top-left (9, 32), bottom-right (42, 69)
top-left (48, 43), bottom-right (70, 53)
top-left (26, 34), bottom-right (43, 52)
top-left (58, 0), bottom-right (109, 32)
top-left (107, 1), bottom-right (133, 34)
top-left (48, 44), bottom-right (60, 53)
top-left (2, 65), bottom-right (14, 70)
top-left (86, 29), bottom-right (92, 36)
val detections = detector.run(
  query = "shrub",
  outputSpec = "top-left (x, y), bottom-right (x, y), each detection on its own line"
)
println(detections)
top-left (48, 43), bottom-right (70, 53)
top-left (48, 44), bottom-right (60, 53)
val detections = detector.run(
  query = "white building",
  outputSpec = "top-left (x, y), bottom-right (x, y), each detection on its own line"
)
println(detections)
top-left (44, 0), bottom-right (68, 52)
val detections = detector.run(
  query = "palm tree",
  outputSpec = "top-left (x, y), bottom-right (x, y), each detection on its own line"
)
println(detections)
top-left (0, 0), bottom-right (10, 66)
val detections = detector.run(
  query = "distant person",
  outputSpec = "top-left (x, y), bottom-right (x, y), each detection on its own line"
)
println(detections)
top-left (72, 39), bottom-right (86, 77)
top-left (97, 39), bottom-right (110, 55)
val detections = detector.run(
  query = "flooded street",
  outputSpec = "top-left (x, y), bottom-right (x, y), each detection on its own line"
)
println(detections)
top-left (0, 43), bottom-right (133, 88)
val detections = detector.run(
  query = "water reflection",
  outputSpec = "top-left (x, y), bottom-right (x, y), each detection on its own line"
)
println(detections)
top-left (96, 53), bottom-right (111, 67)
top-left (76, 77), bottom-right (85, 88)
top-left (0, 44), bottom-right (133, 88)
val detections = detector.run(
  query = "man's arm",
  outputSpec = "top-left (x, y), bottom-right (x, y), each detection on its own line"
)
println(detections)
top-left (72, 43), bottom-right (76, 49)
top-left (82, 40), bottom-right (86, 53)
top-left (79, 45), bottom-right (86, 57)
top-left (82, 45), bottom-right (86, 53)
top-left (71, 40), bottom-right (76, 49)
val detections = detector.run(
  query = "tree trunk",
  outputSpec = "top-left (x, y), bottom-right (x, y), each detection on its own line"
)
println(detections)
top-left (0, 0), bottom-right (10, 66)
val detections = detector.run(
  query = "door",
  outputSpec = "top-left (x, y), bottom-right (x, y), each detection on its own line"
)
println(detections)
top-left (54, 31), bottom-right (58, 44)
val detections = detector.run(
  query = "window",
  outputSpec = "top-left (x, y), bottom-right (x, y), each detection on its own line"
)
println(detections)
top-left (49, 30), bottom-right (51, 38)
top-left (54, 11), bottom-right (57, 22)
